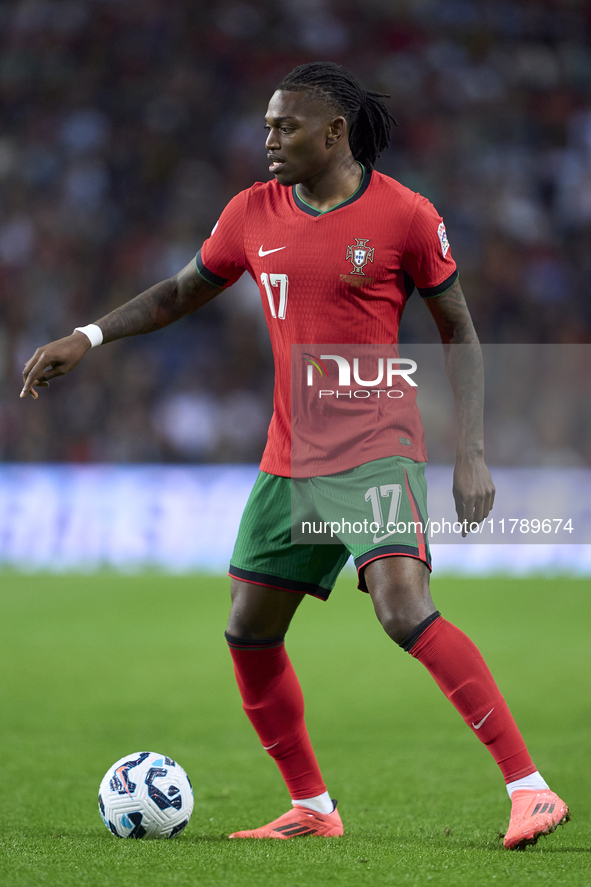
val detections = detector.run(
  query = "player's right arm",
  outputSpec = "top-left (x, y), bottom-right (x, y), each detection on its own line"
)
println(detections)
top-left (20, 261), bottom-right (221, 399)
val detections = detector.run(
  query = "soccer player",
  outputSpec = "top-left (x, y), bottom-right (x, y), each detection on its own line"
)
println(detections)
top-left (21, 62), bottom-right (568, 849)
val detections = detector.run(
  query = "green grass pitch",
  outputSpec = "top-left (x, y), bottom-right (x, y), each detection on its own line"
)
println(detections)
top-left (0, 571), bottom-right (589, 886)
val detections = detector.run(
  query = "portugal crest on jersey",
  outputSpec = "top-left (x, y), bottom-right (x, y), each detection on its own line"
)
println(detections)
top-left (346, 238), bottom-right (374, 276)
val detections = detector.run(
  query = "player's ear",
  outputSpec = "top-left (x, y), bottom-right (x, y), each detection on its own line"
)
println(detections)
top-left (326, 116), bottom-right (347, 147)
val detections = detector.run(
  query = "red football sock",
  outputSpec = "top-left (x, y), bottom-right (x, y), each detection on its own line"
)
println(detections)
top-left (226, 634), bottom-right (327, 800)
top-left (409, 616), bottom-right (536, 783)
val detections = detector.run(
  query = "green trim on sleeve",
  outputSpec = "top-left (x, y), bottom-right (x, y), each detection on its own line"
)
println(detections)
top-left (195, 249), bottom-right (228, 287)
top-left (419, 269), bottom-right (459, 299)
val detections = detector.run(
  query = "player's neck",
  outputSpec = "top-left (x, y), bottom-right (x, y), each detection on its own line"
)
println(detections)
top-left (295, 158), bottom-right (363, 214)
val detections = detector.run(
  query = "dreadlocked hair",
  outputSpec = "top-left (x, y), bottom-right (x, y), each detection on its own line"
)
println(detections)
top-left (276, 61), bottom-right (397, 170)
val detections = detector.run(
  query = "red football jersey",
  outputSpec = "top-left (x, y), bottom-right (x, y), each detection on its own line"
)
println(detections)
top-left (198, 167), bottom-right (457, 477)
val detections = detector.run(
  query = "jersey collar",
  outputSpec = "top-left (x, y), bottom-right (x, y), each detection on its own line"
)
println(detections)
top-left (292, 164), bottom-right (371, 217)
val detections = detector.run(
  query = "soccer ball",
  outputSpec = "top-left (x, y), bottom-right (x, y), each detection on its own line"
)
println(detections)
top-left (98, 751), bottom-right (194, 839)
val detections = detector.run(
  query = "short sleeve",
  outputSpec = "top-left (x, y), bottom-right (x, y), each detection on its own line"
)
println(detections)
top-left (196, 189), bottom-right (248, 288)
top-left (401, 195), bottom-right (458, 298)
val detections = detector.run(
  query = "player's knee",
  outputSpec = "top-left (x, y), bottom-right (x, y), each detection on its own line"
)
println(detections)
top-left (376, 608), bottom-right (414, 645)
top-left (226, 604), bottom-right (279, 640)
top-left (372, 587), bottom-right (436, 645)
top-left (226, 592), bottom-right (290, 639)
top-left (366, 562), bottom-right (435, 646)
top-left (227, 579), bottom-right (303, 639)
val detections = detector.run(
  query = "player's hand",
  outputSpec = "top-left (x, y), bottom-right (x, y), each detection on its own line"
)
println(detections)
top-left (452, 453), bottom-right (495, 537)
top-left (20, 332), bottom-right (92, 399)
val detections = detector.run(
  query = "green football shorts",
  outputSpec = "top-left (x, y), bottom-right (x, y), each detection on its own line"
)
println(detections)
top-left (229, 456), bottom-right (431, 600)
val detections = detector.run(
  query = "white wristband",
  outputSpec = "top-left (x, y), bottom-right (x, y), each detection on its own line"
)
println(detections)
top-left (74, 324), bottom-right (103, 348)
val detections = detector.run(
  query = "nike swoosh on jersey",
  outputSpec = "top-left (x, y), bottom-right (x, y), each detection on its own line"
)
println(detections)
top-left (372, 531), bottom-right (397, 544)
top-left (259, 245), bottom-right (286, 257)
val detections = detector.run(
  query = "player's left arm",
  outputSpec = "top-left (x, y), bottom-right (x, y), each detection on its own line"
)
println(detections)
top-left (424, 276), bottom-right (495, 534)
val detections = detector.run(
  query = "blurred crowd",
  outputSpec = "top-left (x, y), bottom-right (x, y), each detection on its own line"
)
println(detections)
top-left (1, 0), bottom-right (590, 464)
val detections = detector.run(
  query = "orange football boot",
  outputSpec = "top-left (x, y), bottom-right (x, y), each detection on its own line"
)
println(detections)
top-left (504, 789), bottom-right (570, 850)
top-left (229, 802), bottom-right (343, 839)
